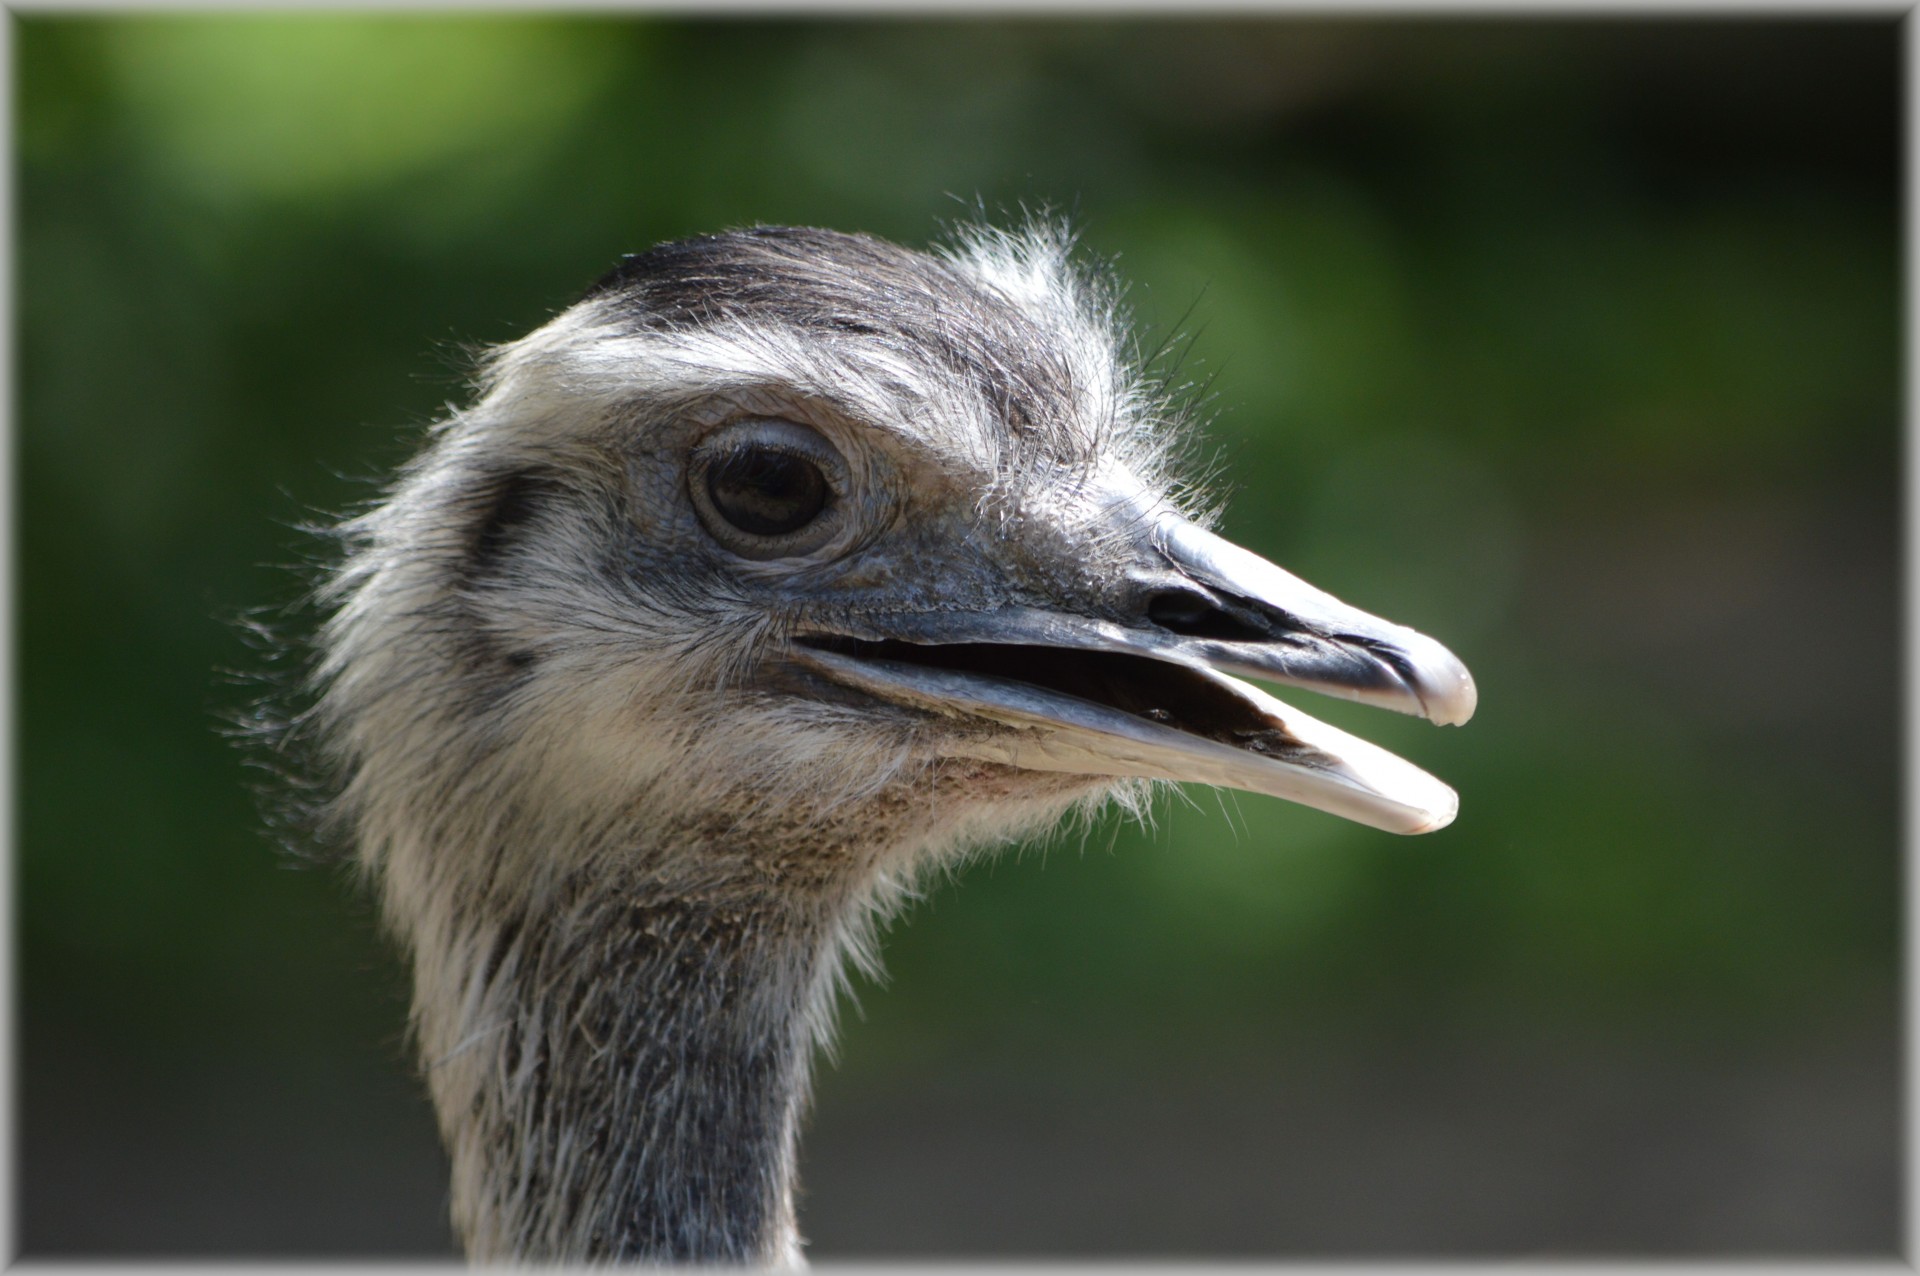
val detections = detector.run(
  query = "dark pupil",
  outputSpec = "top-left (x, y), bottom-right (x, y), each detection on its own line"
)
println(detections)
top-left (706, 447), bottom-right (829, 537)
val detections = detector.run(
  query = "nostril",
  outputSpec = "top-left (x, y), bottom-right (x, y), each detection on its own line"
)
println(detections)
top-left (1145, 589), bottom-right (1270, 642)
top-left (1146, 589), bottom-right (1215, 630)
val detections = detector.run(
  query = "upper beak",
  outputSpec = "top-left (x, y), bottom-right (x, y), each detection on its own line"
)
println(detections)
top-left (1148, 517), bottom-right (1477, 728)
top-left (788, 510), bottom-right (1475, 835)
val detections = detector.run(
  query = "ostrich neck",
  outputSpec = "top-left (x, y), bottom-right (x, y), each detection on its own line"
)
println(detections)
top-left (417, 867), bottom-right (837, 1266)
top-left (393, 760), bottom-right (1071, 1263)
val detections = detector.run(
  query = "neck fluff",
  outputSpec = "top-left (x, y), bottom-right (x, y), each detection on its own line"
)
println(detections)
top-left (365, 757), bottom-right (1102, 1264)
top-left (414, 877), bottom-right (838, 1265)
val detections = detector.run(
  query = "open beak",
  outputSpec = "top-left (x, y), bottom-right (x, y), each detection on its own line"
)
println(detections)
top-left (789, 513), bottom-right (1475, 835)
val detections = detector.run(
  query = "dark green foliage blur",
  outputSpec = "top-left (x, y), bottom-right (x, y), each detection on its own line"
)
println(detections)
top-left (17, 15), bottom-right (1898, 1256)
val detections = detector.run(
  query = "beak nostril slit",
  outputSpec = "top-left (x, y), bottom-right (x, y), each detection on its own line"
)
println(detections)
top-left (1144, 589), bottom-right (1271, 642)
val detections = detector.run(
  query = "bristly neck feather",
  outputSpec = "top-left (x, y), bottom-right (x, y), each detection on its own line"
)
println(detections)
top-left (361, 718), bottom-right (1106, 1263)
top-left (413, 865), bottom-right (846, 1265)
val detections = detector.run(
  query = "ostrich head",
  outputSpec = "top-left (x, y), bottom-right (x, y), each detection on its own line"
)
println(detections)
top-left (307, 223), bottom-right (1474, 1264)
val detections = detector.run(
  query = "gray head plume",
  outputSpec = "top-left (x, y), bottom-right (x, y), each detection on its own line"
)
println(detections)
top-left (304, 222), bottom-right (1475, 1264)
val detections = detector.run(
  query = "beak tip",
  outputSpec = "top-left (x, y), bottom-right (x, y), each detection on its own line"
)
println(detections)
top-left (1412, 790), bottom-right (1460, 834)
top-left (1398, 631), bottom-right (1477, 727)
top-left (1429, 666), bottom-right (1477, 727)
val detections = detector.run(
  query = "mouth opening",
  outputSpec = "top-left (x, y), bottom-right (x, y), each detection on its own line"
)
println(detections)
top-left (795, 635), bottom-right (1299, 755)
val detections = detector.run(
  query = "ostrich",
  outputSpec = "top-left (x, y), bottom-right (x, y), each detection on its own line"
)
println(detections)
top-left (301, 223), bottom-right (1474, 1265)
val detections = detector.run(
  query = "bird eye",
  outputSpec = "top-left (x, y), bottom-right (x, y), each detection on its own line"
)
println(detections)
top-left (689, 419), bottom-right (848, 560)
top-left (706, 447), bottom-right (828, 536)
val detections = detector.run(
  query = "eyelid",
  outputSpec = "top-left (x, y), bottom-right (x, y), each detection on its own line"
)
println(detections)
top-left (696, 419), bottom-right (843, 469)
top-left (719, 441), bottom-right (823, 468)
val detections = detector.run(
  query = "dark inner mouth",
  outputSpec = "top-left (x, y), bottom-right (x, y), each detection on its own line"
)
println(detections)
top-left (795, 635), bottom-right (1300, 755)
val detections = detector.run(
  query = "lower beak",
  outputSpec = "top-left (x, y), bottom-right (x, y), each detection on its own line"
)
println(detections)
top-left (788, 515), bottom-right (1474, 835)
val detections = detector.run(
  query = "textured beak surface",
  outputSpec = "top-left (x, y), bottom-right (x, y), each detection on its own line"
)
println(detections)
top-left (792, 511), bottom-right (1474, 835)
top-left (1150, 515), bottom-right (1477, 727)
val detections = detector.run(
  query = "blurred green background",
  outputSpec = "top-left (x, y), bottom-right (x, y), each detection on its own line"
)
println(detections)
top-left (17, 14), bottom-right (1898, 1257)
